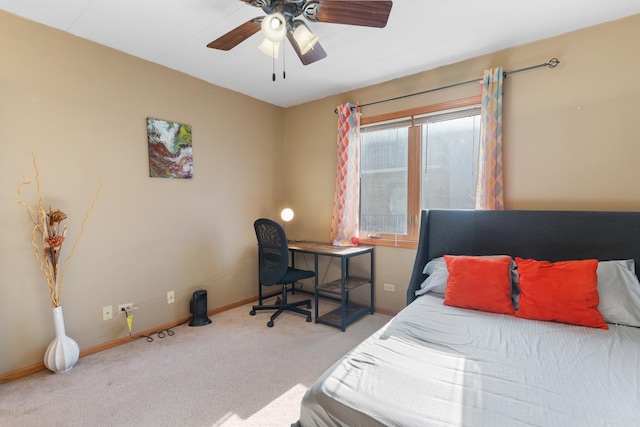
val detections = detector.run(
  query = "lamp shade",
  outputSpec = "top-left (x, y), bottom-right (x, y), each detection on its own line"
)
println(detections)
top-left (261, 12), bottom-right (287, 42)
top-left (258, 38), bottom-right (280, 58)
top-left (291, 21), bottom-right (318, 55)
top-left (281, 208), bottom-right (294, 222)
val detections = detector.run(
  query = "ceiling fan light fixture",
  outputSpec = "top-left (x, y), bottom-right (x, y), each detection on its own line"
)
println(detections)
top-left (258, 38), bottom-right (280, 58)
top-left (207, 1), bottom-right (393, 66)
top-left (261, 12), bottom-right (287, 42)
top-left (291, 21), bottom-right (319, 55)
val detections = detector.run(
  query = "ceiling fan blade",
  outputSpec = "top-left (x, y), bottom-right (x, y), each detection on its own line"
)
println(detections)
top-left (309, 0), bottom-right (393, 28)
top-left (207, 18), bottom-right (262, 50)
top-left (287, 32), bottom-right (327, 65)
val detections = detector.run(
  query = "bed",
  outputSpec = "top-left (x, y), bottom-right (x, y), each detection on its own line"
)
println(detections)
top-left (298, 209), bottom-right (640, 426)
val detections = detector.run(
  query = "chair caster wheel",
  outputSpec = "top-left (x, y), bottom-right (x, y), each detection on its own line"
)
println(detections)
top-left (306, 302), bottom-right (311, 309)
top-left (250, 310), bottom-right (256, 316)
top-left (267, 321), bottom-right (274, 327)
top-left (306, 316), bottom-right (312, 322)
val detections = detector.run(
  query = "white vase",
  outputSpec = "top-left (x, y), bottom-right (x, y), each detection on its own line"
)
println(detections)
top-left (44, 306), bottom-right (80, 373)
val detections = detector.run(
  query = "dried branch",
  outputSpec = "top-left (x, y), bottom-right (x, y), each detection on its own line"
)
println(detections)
top-left (59, 174), bottom-right (103, 303)
top-left (15, 151), bottom-right (101, 307)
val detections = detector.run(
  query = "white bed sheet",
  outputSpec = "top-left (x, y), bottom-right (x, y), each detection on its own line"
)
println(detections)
top-left (299, 293), bottom-right (640, 427)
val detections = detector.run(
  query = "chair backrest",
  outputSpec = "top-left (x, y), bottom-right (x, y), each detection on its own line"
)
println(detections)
top-left (254, 218), bottom-right (290, 286)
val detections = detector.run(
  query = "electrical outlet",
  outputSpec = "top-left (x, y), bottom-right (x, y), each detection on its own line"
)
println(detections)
top-left (383, 283), bottom-right (395, 292)
top-left (102, 305), bottom-right (113, 321)
top-left (167, 290), bottom-right (175, 304)
top-left (118, 302), bottom-right (134, 313)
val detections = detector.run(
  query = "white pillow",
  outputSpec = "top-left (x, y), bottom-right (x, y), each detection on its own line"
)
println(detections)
top-left (416, 256), bottom-right (519, 303)
top-left (415, 257), bottom-right (449, 296)
top-left (597, 260), bottom-right (640, 327)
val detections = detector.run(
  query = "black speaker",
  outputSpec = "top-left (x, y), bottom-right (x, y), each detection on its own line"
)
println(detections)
top-left (189, 290), bottom-right (212, 327)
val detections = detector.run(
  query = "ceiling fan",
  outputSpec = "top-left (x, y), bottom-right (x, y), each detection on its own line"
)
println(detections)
top-left (207, 0), bottom-right (393, 66)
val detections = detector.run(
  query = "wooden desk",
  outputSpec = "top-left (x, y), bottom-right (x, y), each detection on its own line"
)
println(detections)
top-left (288, 241), bottom-right (375, 331)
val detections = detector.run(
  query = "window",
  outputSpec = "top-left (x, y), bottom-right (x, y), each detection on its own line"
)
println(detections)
top-left (359, 97), bottom-right (481, 248)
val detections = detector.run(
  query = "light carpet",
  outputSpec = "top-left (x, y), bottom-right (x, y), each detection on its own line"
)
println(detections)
top-left (0, 296), bottom-right (392, 427)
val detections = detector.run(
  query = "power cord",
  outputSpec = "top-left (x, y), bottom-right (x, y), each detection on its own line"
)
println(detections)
top-left (132, 327), bottom-right (175, 343)
top-left (123, 307), bottom-right (187, 342)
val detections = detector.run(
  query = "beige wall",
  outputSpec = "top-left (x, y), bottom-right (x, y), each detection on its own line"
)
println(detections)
top-left (0, 11), bottom-right (285, 374)
top-left (284, 14), bottom-right (640, 313)
top-left (2, 9), bottom-right (639, 376)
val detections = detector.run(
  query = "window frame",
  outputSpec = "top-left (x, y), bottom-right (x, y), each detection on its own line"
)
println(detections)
top-left (358, 96), bottom-right (482, 249)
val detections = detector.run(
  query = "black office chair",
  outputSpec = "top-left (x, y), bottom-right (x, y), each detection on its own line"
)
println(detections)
top-left (250, 218), bottom-right (314, 327)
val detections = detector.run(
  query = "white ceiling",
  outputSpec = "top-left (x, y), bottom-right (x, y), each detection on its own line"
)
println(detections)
top-left (2, 0), bottom-right (639, 108)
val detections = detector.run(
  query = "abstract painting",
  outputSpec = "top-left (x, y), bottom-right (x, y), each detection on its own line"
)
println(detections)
top-left (147, 118), bottom-right (193, 179)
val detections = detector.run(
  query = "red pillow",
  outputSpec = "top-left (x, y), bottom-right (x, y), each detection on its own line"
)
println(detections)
top-left (515, 258), bottom-right (608, 330)
top-left (443, 255), bottom-right (515, 315)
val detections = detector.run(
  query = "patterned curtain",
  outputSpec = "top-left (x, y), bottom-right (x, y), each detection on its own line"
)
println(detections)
top-left (475, 67), bottom-right (505, 210)
top-left (330, 103), bottom-right (360, 246)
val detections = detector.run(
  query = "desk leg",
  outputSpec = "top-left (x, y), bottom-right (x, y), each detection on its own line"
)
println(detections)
top-left (290, 252), bottom-right (295, 296)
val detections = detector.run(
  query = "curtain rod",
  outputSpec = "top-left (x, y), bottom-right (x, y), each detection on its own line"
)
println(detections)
top-left (334, 58), bottom-right (560, 113)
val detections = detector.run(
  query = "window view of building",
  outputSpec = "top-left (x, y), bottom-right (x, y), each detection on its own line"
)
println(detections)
top-left (421, 111), bottom-right (481, 210)
top-left (360, 106), bottom-right (481, 239)
top-left (361, 124), bottom-right (409, 234)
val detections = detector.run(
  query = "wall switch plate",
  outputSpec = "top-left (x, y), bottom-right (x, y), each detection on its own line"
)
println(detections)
top-left (103, 305), bottom-right (113, 321)
top-left (167, 290), bottom-right (175, 304)
top-left (383, 283), bottom-right (395, 292)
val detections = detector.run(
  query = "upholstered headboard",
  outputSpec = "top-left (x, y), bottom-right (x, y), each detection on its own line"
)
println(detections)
top-left (407, 209), bottom-right (640, 305)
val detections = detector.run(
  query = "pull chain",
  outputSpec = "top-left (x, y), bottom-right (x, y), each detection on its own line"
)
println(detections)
top-left (272, 43), bottom-right (276, 81)
top-left (270, 41), bottom-right (287, 81)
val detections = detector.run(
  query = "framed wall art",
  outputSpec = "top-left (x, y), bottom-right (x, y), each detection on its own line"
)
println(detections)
top-left (146, 117), bottom-right (193, 179)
